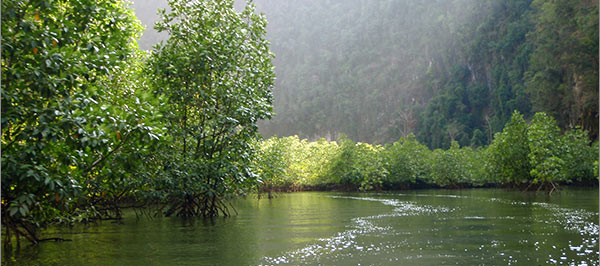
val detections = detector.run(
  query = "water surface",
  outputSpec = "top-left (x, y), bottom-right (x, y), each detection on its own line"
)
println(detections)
top-left (3, 188), bottom-right (598, 265)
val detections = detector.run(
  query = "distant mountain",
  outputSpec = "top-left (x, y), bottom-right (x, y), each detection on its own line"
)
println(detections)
top-left (129, 0), bottom-right (598, 147)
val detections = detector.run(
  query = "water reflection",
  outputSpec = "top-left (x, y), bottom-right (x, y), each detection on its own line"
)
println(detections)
top-left (3, 189), bottom-right (598, 266)
top-left (261, 190), bottom-right (599, 265)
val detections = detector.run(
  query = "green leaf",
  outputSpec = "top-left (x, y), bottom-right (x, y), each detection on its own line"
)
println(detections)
top-left (9, 207), bottom-right (18, 216)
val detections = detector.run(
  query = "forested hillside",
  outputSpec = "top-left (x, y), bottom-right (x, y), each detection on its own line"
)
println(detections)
top-left (252, 0), bottom-right (598, 148)
top-left (132, 0), bottom-right (597, 148)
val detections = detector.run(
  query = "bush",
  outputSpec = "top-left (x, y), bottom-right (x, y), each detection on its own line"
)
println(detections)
top-left (427, 142), bottom-right (472, 187)
top-left (381, 134), bottom-right (431, 187)
top-left (252, 111), bottom-right (595, 192)
top-left (321, 137), bottom-right (386, 190)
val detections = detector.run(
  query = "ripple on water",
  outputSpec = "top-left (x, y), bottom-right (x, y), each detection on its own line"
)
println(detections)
top-left (482, 197), bottom-right (599, 265)
top-left (261, 196), bottom-right (452, 265)
top-left (531, 202), bottom-right (599, 237)
top-left (261, 193), bottom-right (599, 266)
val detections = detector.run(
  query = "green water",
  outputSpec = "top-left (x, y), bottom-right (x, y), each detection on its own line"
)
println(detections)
top-left (3, 188), bottom-right (598, 265)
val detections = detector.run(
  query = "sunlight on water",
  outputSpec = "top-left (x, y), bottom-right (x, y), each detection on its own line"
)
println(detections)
top-left (261, 192), bottom-right (599, 266)
top-left (532, 202), bottom-right (599, 236)
top-left (5, 189), bottom-right (597, 265)
top-left (531, 202), bottom-right (599, 265)
top-left (261, 196), bottom-right (453, 265)
top-left (478, 196), bottom-right (599, 265)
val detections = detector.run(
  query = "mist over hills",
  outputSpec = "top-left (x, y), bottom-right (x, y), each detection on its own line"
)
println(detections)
top-left (130, 0), bottom-right (598, 148)
top-left (129, 0), bottom-right (169, 50)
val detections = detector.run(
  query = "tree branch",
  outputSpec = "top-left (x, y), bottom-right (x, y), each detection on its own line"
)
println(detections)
top-left (83, 130), bottom-right (134, 173)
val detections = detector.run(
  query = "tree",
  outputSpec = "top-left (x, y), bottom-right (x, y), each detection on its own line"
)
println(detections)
top-left (486, 111), bottom-right (531, 185)
top-left (147, 0), bottom-right (274, 217)
top-left (446, 121), bottom-right (464, 142)
top-left (382, 134), bottom-right (430, 187)
top-left (1, 0), bottom-right (149, 245)
top-left (560, 129), bottom-right (596, 184)
top-left (321, 136), bottom-right (386, 191)
top-left (470, 128), bottom-right (486, 147)
top-left (525, 0), bottom-right (599, 139)
top-left (398, 107), bottom-right (418, 137)
top-left (255, 137), bottom-right (288, 199)
top-left (428, 142), bottom-right (471, 188)
top-left (527, 112), bottom-right (565, 193)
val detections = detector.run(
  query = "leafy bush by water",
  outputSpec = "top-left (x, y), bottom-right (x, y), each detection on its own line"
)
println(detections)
top-left (255, 112), bottom-right (598, 192)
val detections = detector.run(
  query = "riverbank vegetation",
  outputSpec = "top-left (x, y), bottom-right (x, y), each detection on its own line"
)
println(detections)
top-left (255, 111), bottom-right (598, 194)
top-left (255, 0), bottom-right (598, 147)
top-left (2, 0), bottom-right (273, 247)
top-left (1, 0), bottom-right (597, 250)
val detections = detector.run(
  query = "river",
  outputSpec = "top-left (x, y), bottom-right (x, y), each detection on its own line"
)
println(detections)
top-left (3, 188), bottom-right (598, 265)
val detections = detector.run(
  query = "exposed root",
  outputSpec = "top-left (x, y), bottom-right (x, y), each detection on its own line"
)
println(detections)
top-left (536, 183), bottom-right (544, 192)
top-left (523, 181), bottom-right (535, 192)
top-left (522, 181), bottom-right (560, 195)
top-left (163, 193), bottom-right (233, 218)
top-left (548, 181), bottom-right (560, 196)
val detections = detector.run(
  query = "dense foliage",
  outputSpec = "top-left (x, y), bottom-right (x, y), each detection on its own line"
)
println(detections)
top-left (131, 0), bottom-right (598, 147)
top-left (146, 0), bottom-right (274, 217)
top-left (1, 0), bottom-right (160, 244)
top-left (1, 0), bottom-right (597, 250)
top-left (251, 0), bottom-right (598, 148)
top-left (255, 112), bottom-right (598, 193)
top-left (2, 0), bottom-right (273, 246)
